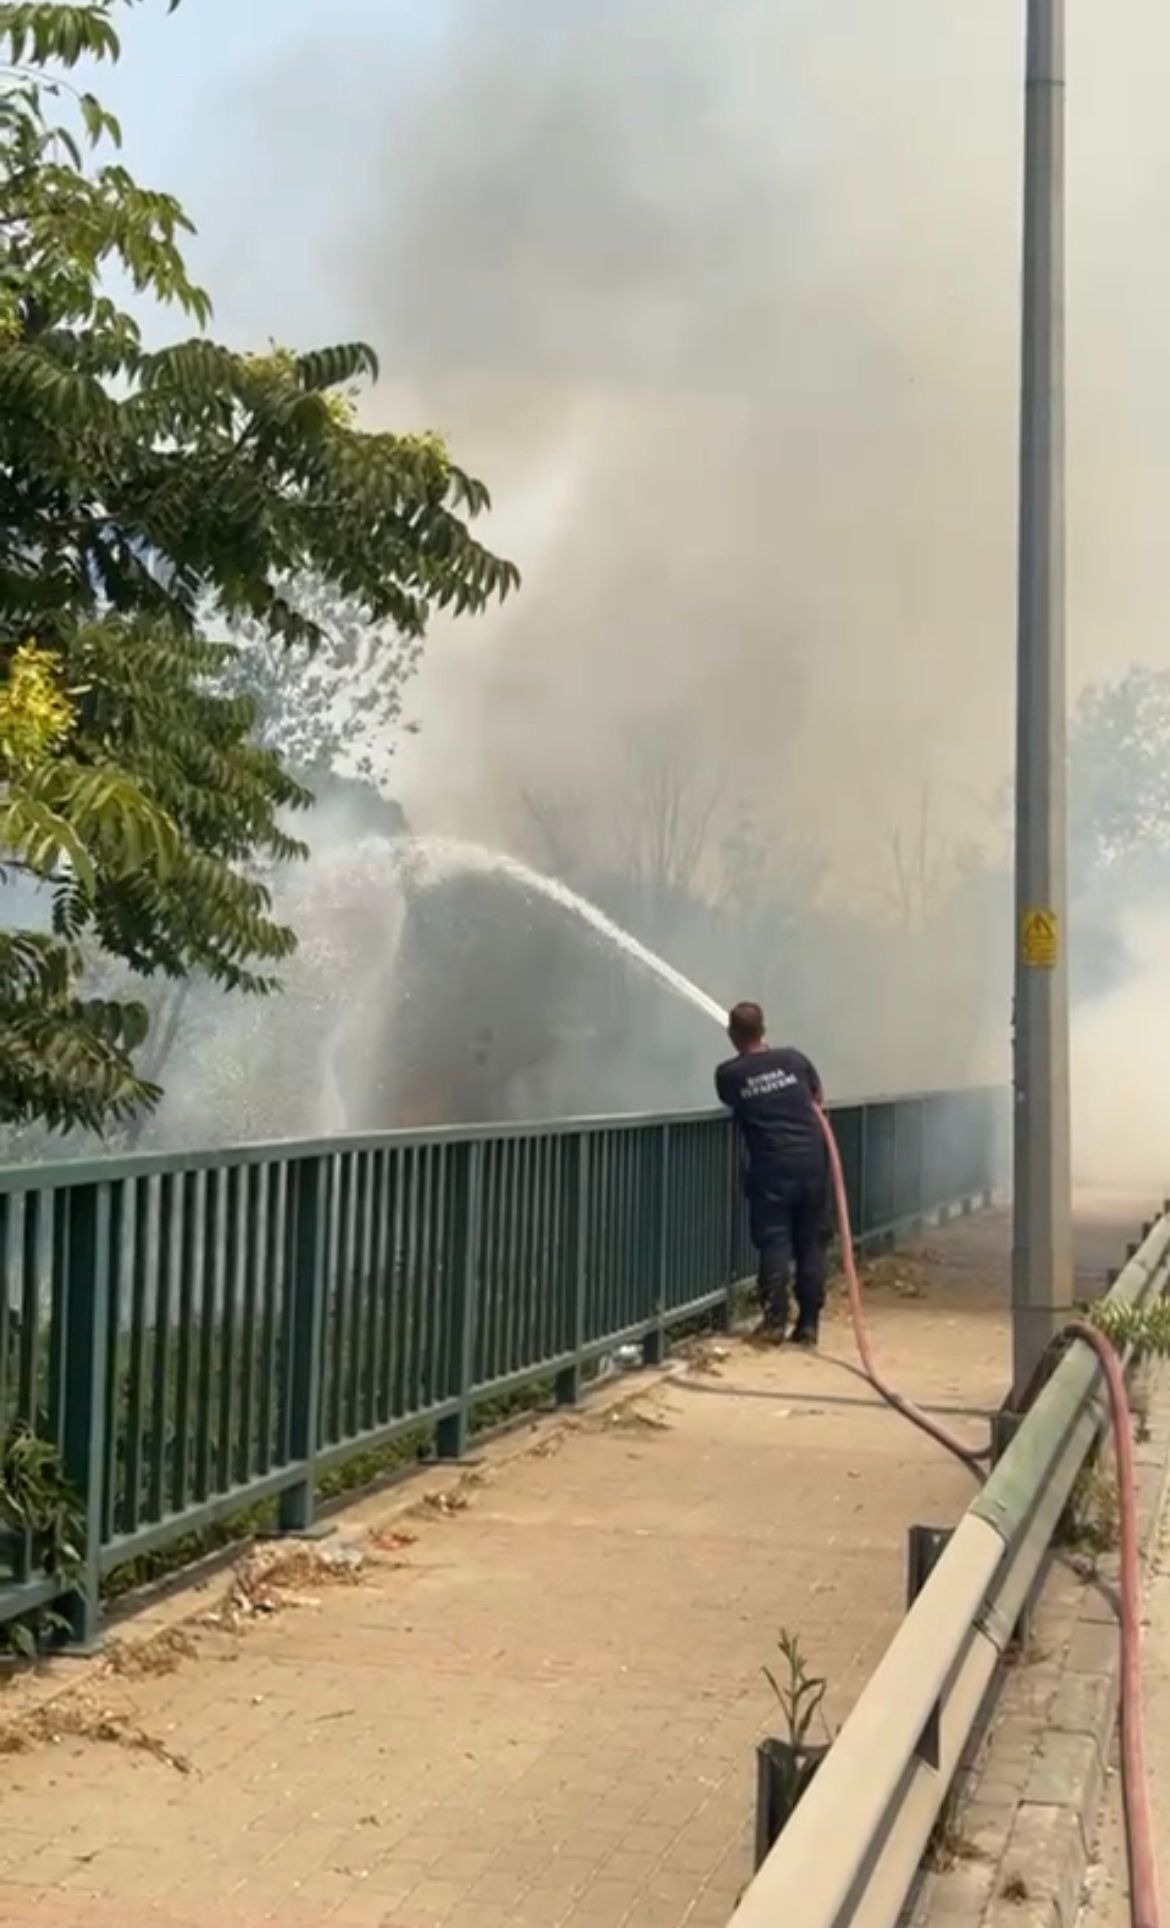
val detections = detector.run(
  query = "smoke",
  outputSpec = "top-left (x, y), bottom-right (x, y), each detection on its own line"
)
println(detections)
top-left (315, 0), bottom-right (1170, 847)
top-left (139, 792), bottom-right (413, 1151)
top-left (347, 1), bottom-right (1014, 851)
top-left (1072, 909), bottom-right (1170, 1203)
top-left (98, 0), bottom-right (1170, 1148)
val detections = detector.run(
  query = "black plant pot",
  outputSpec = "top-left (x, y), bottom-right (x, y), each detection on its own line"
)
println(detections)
top-left (754, 1737), bottom-right (830, 1869)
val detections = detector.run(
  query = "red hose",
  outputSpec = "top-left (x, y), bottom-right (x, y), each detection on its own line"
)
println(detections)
top-left (813, 1111), bottom-right (1159, 1924)
top-left (1063, 1320), bottom-right (1161, 1928)
top-left (815, 1104), bottom-right (985, 1477)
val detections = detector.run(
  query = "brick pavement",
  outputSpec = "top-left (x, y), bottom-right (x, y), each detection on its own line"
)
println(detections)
top-left (0, 1213), bottom-right (1066, 1928)
top-left (1076, 1438), bottom-right (1170, 1928)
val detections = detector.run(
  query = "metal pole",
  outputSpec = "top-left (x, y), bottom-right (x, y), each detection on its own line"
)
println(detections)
top-left (1012, 0), bottom-right (1071, 1398)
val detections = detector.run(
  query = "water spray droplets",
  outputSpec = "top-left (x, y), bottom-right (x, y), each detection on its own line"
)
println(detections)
top-left (390, 836), bottom-right (727, 1028)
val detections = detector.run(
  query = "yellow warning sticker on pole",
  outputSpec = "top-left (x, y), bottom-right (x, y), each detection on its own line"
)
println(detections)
top-left (1021, 908), bottom-right (1059, 969)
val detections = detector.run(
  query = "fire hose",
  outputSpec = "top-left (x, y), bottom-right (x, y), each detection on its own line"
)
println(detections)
top-left (814, 1103), bottom-right (986, 1478)
top-left (814, 1103), bottom-right (1160, 1927)
top-left (1062, 1320), bottom-right (1160, 1928)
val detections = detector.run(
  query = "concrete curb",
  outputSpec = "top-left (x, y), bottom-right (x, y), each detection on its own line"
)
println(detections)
top-left (912, 1361), bottom-right (1170, 1928)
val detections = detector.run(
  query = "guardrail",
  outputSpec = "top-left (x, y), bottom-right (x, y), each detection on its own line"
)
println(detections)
top-left (733, 1208), bottom-right (1170, 1928)
top-left (0, 1086), bottom-right (999, 1640)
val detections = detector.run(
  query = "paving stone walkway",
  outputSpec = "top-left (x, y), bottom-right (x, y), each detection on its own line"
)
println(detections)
top-left (0, 1210), bottom-right (1121, 1928)
top-left (1080, 1481), bottom-right (1170, 1928)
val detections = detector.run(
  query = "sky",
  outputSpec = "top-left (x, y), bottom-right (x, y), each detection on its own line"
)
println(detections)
top-left (91, 0), bottom-right (1170, 881)
top-left (96, 0), bottom-right (451, 344)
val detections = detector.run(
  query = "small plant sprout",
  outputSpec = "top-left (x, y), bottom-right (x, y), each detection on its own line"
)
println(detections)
top-left (755, 1627), bottom-right (833, 1854)
top-left (763, 1627), bottom-right (828, 1752)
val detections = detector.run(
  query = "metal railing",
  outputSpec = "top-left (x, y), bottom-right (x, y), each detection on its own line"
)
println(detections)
top-left (733, 1207), bottom-right (1170, 1928)
top-left (0, 1087), bottom-right (999, 1639)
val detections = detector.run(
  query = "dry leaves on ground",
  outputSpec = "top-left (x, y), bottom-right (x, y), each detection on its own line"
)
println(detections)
top-left (200, 1541), bottom-right (366, 1632)
top-left (0, 1696), bottom-right (191, 1773)
top-left (101, 1628), bottom-right (199, 1680)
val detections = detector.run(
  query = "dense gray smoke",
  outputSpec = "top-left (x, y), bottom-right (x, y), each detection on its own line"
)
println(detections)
top-left (352, 0), bottom-right (1021, 857)
top-left (75, 1), bottom-right (1170, 1171)
top-left (323, 0), bottom-right (1168, 842)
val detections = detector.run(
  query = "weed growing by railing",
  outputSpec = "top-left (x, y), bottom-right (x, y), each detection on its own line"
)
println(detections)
top-left (0, 1424), bottom-right (84, 1657)
top-left (1053, 1296), bottom-right (1170, 1566)
top-left (1083, 1298), bottom-right (1170, 1361)
top-left (1060, 1461), bottom-right (1120, 1558)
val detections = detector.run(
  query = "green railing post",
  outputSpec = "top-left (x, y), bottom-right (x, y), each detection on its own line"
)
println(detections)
top-left (61, 1182), bottom-right (113, 1648)
top-left (278, 1156), bottom-right (327, 1534)
top-left (982, 1090), bottom-right (999, 1207)
top-left (858, 1102), bottom-right (871, 1244)
top-left (879, 1104), bottom-right (897, 1249)
top-left (719, 1124), bottom-right (739, 1332)
top-left (556, 1134), bottom-right (588, 1407)
top-left (907, 1098), bottom-right (925, 1237)
top-left (437, 1141), bottom-right (482, 1460)
top-left (642, 1125), bottom-right (671, 1367)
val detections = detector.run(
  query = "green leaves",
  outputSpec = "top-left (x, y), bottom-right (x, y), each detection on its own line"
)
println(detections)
top-left (0, 789), bottom-right (97, 890)
top-left (0, 929), bottom-right (160, 1131)
top-left (0, 3), bottom-right (122, 69)
top-left (40, 762), bottom-right (181, 878)
top-left (0, 1420), bottom-right (85, 1579)
top-left (0, 12), bottom-right (212, 346)
top-left (0, 1), bottom-right (181, 70)
top-left (296, 342), bottom-right (380, 392)
top-left (79, 92), bottom-right (122, 148)
top-left (1083, 1297), bottom-right (1170, 1362)
top-left (0, 0), bottom-right (519, 1136)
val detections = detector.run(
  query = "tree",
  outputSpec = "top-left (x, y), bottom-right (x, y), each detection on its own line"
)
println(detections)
top-left (1061, 666), bottom-right (1170, 999)
top-left (1070, 666), bottom-right (1170, 885)
top-left (221, 578), bottom-right (424, 789)
top-left (0, 0), bottom-right (518, 1133)
top-left (522, 730), bottom-right (725, 935)
top-left (871, 785), bottom-right (953, 932)
top-left (611, 733), bottom-right (724, 919)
